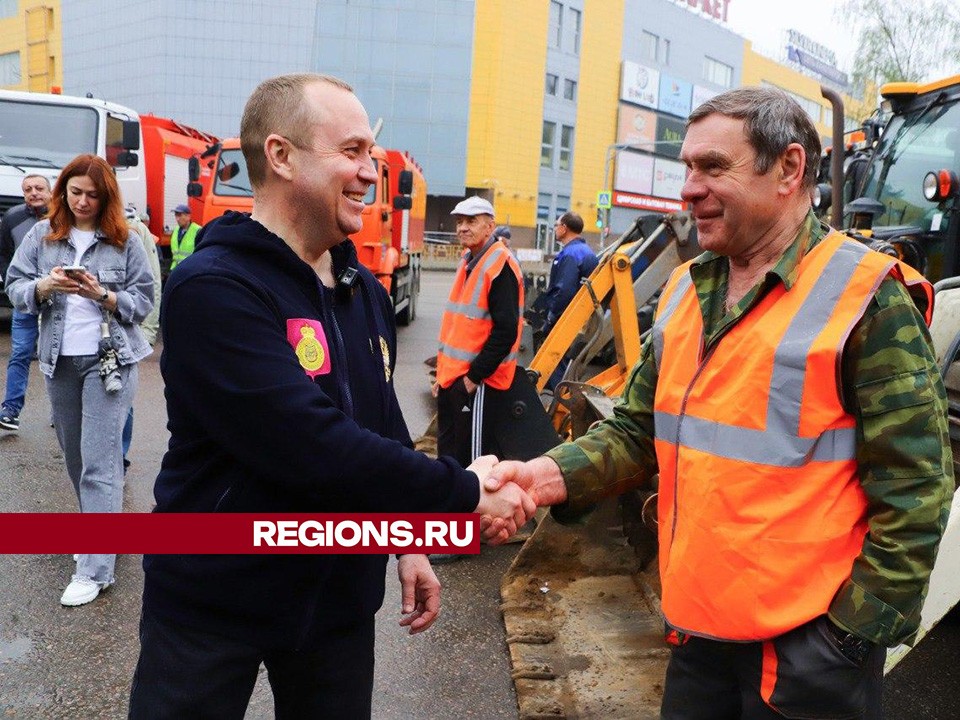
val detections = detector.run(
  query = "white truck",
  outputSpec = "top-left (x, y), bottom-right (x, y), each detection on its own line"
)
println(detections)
top-left (0, 88), bottom-right (145, 216)
top-left (0, 88), bottom-right (146, 307)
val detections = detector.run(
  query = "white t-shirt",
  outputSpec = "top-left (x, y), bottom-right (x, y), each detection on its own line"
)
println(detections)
top-left (60, 228), bottom-right (103, 356)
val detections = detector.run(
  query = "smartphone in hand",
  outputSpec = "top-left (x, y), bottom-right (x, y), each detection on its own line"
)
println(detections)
top-left (62, 265), bottom-right (86, 276)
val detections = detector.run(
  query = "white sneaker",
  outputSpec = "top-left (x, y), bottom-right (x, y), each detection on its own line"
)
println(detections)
top-left (60, 576), bottom-right (101, 606)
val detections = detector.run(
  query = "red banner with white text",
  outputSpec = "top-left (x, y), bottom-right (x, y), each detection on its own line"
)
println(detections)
top-left (0, 514), bottom-right (480, 554)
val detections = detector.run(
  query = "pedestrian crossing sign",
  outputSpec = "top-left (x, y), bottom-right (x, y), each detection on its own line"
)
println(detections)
top-left (597, 191), bottom-right (612, 209)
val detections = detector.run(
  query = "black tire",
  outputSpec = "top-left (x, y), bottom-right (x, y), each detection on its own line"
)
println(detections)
top-left (396, 267), bottom-right (416, 326)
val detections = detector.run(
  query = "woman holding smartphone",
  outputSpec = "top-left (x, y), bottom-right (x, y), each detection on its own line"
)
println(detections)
top-left (6, 154), bottom-right (155, 607)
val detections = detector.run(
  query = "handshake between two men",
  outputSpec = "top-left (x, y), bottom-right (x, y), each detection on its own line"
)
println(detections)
top-left (471, 455), bottom-right (569, 544)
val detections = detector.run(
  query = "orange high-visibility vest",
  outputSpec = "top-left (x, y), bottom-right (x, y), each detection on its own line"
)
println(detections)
top-left (651, 232), bottom-right (932, 641)
top-left (436, 240), bottom-right (524, 390)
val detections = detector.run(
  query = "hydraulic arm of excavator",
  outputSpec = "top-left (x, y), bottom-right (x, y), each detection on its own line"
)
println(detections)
top-left (527, 211), bottom-right (695, 437)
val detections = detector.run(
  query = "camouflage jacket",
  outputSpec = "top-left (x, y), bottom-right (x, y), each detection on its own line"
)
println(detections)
top-left (545, 211), bottom-right (954, 647)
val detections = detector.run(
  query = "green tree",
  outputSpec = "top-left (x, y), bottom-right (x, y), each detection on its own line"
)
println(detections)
top-left (838, 0), bottom-right (960, 85)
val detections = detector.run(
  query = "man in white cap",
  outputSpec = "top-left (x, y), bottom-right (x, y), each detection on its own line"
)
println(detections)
top-left (170, 203), bottom-right (201, 270)
top-left (434, 196), bottom-right (524, 477)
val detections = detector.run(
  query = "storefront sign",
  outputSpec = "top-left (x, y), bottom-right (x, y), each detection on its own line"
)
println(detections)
top-left (613, 191), bottom-right (686, 213)
top-left (621, 61), bottom-right (659, 109)
top-left (658, 73), bottom-right (693, 118)
top-left (652, 157), bottom-right (687, 200)
top-left (787, 45), bottom-right (849, 88)
top-left (655, 114), bottom-right (686, 159)
top-left (691, 84), bottom-right (718, 112)
top-left (617, 103), bottom-right (657, 148)
top-left (614, 150), bottom-right (654, 195)
top-left (682, 0), bottom-right (731, 23)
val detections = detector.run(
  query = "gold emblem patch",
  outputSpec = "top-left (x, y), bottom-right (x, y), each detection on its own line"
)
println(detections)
top-left (296, 326), bottom-right (325, 372)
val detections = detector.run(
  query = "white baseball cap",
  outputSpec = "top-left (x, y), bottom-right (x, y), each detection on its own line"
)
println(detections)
top-left (450, 196), bottom-right (494, 217)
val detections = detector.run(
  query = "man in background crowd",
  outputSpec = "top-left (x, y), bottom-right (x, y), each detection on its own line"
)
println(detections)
top-left (0, 174), bottom-right (52, 431)
top-left (169, 203), bottom-right (200, 270)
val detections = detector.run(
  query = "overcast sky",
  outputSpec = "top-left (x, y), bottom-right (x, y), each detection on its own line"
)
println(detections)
top-left (723, 0), bottom-right (960, 81)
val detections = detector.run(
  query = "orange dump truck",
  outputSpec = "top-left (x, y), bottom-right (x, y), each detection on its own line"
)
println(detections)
top-left (139, 114), bottom-right (218, 256)
top-left (187, 139), bottom-right (424, 323)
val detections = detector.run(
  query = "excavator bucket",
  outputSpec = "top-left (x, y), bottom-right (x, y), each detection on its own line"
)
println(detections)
top-left (502, 499), bottom-right (665, 719)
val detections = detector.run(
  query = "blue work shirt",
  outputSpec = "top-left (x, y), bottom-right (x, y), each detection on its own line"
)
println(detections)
top-left (544, 237), bottom-right (598, 328)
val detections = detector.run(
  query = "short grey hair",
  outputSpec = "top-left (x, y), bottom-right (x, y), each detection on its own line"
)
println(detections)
top-left (240, 73), bottom-right (354, 188)
top-left (688, 86), bottom-right (821, 189)
top-left (22, 174), bottom-right (50, 189)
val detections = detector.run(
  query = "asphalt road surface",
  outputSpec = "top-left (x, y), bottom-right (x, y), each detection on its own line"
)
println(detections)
top-left (0, 269), bottom-right (959, 718)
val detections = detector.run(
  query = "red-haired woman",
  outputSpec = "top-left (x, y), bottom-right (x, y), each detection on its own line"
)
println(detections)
top-left (6, 154), bottom-right (155, 607)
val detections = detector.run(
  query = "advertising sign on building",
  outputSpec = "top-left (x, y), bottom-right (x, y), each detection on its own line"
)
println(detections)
top-left (620, 61), bottom-right (659, 110)
top-left (613, 190), bottom-right (686, 213)
top-left (682, 0), bottom-right (732, 23)
top-left (785, 28), bottom-right (849, 88)
top-left (655, 114), bottom-right (686, 160)
top-left (658, 73), bottom-right (693, 118)
top-left (616, 103), bottom-right (657, 149)
top-left (652, 157), bottom-right (687, 200)
top-left (787, 46), bottom-right (849, 88)
top-left (691, 84), bottom-right (718, 112)
top-left (614, 150), bottom-right (654, 195)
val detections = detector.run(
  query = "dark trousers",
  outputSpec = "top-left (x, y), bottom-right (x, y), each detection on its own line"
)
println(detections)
top-left (437, 378), bottom-right (505, 467)
top-left (661, 616), bottom-right (885, 720)
top-left (128, 608), bottom-right (376, 719)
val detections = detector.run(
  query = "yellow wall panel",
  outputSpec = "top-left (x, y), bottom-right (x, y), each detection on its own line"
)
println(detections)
top-left (741, 42), bottom-right (864, 142)
top-left (0, 1), bottom-right (62, 92)
top-left (465, 0), bottom-right (549, 226)
top-left (570, 0), bottom-right (625, 222)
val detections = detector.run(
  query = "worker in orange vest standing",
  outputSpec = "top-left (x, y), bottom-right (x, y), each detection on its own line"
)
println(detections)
top-left (434, 195), bottom-right (524, 472)
top-left (486, 86), bottom-right (954, 718)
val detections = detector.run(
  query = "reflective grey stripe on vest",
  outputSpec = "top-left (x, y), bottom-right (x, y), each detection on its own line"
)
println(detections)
top-left (437, 343), bottom-right (518, 364)
top-left (468, 245), bottom-right (511, 307)
top-left (654, 411), bottom-right (857, 466)
top-left (445, 245), bottom-right (523, 325)
top-left (656, 240), bottom-right (869, 466)
top-left (653, 271), bottom-right (694, 372)
top-left (444, 301), bottom-right (491, 320)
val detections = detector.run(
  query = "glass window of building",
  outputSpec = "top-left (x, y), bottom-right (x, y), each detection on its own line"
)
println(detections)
top-left (545, 73), bottom-right (558, 96)
top-left (537, 192), bottom-right (552, 220)
top-left (556, 195), bottom-right (570, 216)
top-left (641, 31), bottom-right (670, 65)
top-left (703, 57), bottom-right (733, 88)
top-left (542, 121), bottom-right (557, 168)
top-left (0, 51), bottom-right (20, 85)
top-left (0, 0), bottom-right (16, 19)
top-left (569, 7), bottom-right (582, 54)
top-left (559, 125), bottom-right (574, 172)
top-left (549, 1), bottom-right (563, 49)
top-left (641, 31), bottom-right (659, 63)
top-left (563, 79), bottom-right (577, 101)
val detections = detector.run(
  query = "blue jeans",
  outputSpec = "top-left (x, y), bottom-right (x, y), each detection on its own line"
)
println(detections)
top-left (122, 407), bottom-right (134, 459)
top-left (46, 354), bottom-right (137, 585)
top-left (2, 310), bottom-right (39, 416)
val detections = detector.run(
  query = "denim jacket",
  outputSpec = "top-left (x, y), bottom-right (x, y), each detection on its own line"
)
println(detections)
top-left (5, 219), bottom-right (155, 378)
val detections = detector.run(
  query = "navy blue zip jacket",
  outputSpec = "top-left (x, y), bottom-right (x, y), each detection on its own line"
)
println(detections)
top-left (144, 211), bottom-right (480, 649)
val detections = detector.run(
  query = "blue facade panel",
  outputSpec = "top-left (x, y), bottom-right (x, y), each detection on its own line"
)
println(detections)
top-left (308, 0), bottom-right (475, 196)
